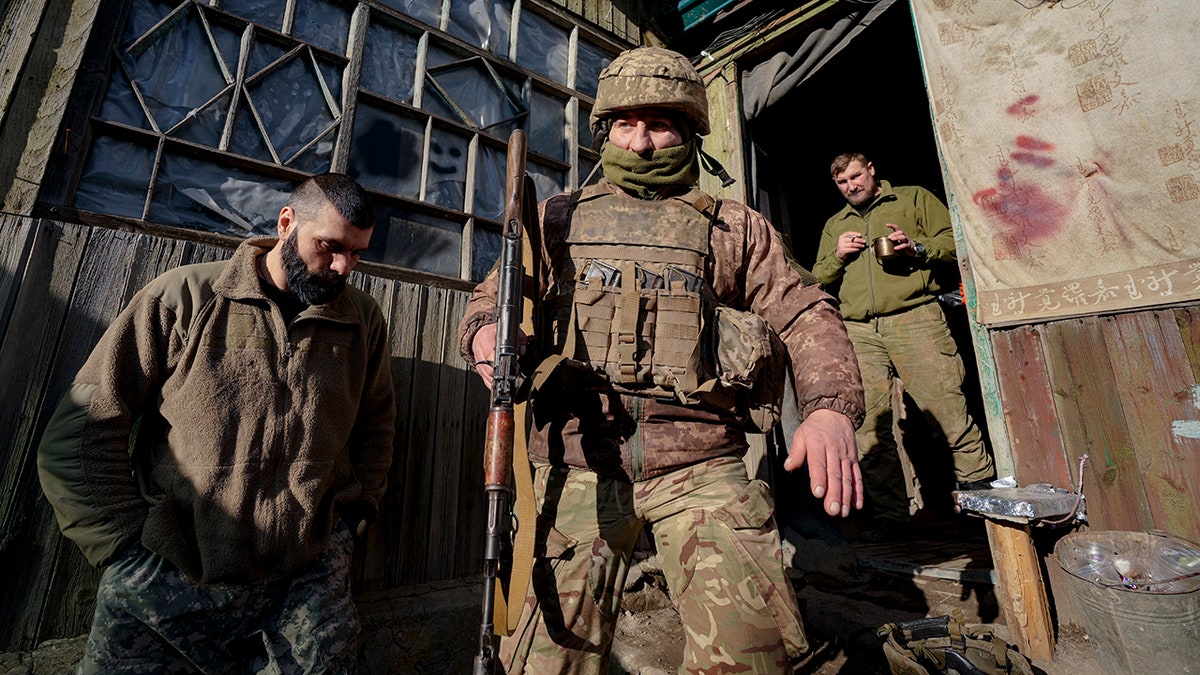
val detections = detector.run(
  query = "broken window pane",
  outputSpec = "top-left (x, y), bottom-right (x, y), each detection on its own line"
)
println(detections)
top-left (288, 127), bottom-right (335, 173)
top-left (580, 155), bottom-right (600, 187)
top-left (245, 50), bottom-right (339, 163)
top-left (123, 0), bottom-right (177, 50)
top-left (426, 57), bottom-right (523, 134)
top-left (148, 151), bottom-right (292, 237)
top-left (472, 142), bottom-right (505, 221)
top-left (426, 125), bottom-right (469, 211)
top-left (231, 100), bottom-right (274, 162)
top-left (447, 0), bottom-right (511, 56)
top-left (576, 39), bottom-right (611, 98)
top-left (221, 0), bottom-right (285, 32)
top-left (173, 92), bottom-right (232, 147)
top-left (74, 132), bottom-right (156, 219)
top-left (207, 14), bottom-right (245, 76)
top-left (362, 19), bottom-right (418, 103)
top-left (379, 0), bottom-right (441, 29)
top-left (471, 226), bottom-right (502, 281)
top-left (125, 6), bottom-right (228, 132)
top-left (578, 102), bottom-right (594, 149)
top-left (368, 203), bottom-right (462, 277)
top-left (292, 0), bottom-right (351, 56)
top-left (348, 103), bottom-right (424, 199)
top-left (99, 65), bottom-right (150, 129)
top-left (530, 88), bottom-right (565, 162)
top-left (528, 160), bottom-right (564, 200)
top-left (248, 33), bottom-right (290, 76)
top-left (516, 10), bottom-right (568, 85)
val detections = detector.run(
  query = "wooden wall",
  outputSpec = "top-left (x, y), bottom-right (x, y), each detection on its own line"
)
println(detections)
top-left (987, 308), bottom-right (1200, 625)
top-left (0, 215), bottom-right (490, 651)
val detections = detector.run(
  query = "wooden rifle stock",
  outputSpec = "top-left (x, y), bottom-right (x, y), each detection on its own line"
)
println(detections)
top-left (475, 129), bottom-right (531, 675)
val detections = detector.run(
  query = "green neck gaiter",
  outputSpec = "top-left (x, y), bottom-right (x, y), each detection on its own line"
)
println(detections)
top-left (601, 139), bottom-right (700, 199)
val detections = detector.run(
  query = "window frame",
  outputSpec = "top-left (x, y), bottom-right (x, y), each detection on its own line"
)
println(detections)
top-left (36, 0), bottom-right (631, 287)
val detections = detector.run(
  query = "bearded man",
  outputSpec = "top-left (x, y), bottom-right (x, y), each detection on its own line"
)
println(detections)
top-left (38, 173), bottom-right (396, 673)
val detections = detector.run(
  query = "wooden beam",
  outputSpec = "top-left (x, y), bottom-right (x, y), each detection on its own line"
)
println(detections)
top-left (985, 520), bottom-right (1055, 662)
top-left (694, 0), bottom-right (840, 78)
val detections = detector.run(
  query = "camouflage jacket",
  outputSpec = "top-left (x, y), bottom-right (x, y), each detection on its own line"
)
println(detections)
top-left (459, 180), bottom-right (864, 481)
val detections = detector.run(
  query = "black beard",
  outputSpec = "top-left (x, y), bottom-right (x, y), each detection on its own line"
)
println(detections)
top-left (280, 233), bottom-right (346, 305)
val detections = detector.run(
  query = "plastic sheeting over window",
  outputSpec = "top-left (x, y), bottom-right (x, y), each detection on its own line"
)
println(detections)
top-left (67, 0), bottom-right (615, 282)
top-left (739, 0), bottom-right (897, 120)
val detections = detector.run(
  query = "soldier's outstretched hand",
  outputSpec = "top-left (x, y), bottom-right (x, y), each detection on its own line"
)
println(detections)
top-left (783, 408), bottom-right (863, 517)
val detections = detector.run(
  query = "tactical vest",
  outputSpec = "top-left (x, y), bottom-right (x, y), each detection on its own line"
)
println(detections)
top-left (539, 184), bottom-right (717, 402)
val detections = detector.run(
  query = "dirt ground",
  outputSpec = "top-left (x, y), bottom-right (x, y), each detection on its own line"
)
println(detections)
top-left (608, 507), bottom-right (1106, 675)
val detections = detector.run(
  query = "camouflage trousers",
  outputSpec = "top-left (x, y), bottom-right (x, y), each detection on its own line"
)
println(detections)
top-left (845, 301), bottom-right (995, 522)
top-left (500, 455), bottom-right (807, 674)
top-left (78, 520), bottom-right (358, 674)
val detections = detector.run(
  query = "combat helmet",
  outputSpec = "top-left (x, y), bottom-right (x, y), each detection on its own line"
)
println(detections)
top-left (591, 47), bottom-right (710, 136)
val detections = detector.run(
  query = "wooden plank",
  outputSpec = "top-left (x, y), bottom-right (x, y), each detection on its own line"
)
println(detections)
top-left (1105, 311), bottom-right (1200, 543)
top-left (0, 0), bottom-right (50, 123)
top-left (986, 520), bottom-right (1054, 661)
top-left (338, 273), bottom-right (393, 594)
top-left (699, 63), bottom-right (748, 202)
top-left (456, 350), bottom-right (490, 577)
top-left (396, 284), bottom-right (445, 584)
top-left (379, 280), bottom-right (421, 587)
top-left (427, 288), bottom-right (469, 576)
top-left (0, 220), bottom-right (91, 650)
top-left (989, 326), bottom-right (1071, 487)
top-left (1175, 305), bottom-right (1200, 385)
top-left (1, 0), bottom-right (105, 215)
top-left (0, 216), bottom-right (37, 337)
top-left (1040, 318), bottom-right (1152, 532)
top-left (34, 228), bottom-right (145, 644)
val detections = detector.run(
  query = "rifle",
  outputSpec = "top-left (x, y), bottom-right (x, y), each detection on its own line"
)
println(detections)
top-left (475, 129), bottom-right (537, 675)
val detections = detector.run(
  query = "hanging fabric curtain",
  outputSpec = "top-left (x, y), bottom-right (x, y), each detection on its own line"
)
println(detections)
top-left (740, 0), bottom-right (898, 120)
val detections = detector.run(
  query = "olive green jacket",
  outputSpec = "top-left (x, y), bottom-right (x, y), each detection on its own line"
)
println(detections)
top-left (812, 181), bottom-right (958, 321)
top-left (37, 238), bottom-right (396, 584)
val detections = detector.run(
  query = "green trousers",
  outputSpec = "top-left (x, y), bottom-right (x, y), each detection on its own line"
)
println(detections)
top-left (500, 455), bottom-right (807, 674)
top-left (845, 301), bottom-right (995, 522)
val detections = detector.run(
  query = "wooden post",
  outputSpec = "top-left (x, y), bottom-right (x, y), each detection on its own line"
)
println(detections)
top-left (985, 519), bottom-right (1055, 661)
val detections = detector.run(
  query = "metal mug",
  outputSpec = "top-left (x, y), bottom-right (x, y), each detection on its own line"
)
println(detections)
top-left (873, 236), bottom-right (899, 259)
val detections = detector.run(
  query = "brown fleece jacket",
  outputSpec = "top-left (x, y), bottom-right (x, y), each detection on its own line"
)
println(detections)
top-left (37, 237), bottom-right (396, 584)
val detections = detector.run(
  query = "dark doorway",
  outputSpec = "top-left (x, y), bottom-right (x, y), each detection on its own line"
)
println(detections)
top-left (746, 1), bottom-right (994, 519)
top-left (748, 1), bottom-right (944, 270)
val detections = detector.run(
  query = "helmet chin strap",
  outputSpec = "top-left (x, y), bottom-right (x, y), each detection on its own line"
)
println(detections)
top-left (698, 138), bottom-right (736, 187)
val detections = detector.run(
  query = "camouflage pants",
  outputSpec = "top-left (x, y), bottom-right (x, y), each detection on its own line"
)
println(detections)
top-left (78, 521), bottom-right (358, 674)
top-left (500, 455), bottom-right (807, 674)
top-left (845, 301), bottom-right (995, 522)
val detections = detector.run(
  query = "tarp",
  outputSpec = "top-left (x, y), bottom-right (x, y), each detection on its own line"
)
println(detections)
top-left (741, 0), bottom-right (899, 120)
top-left (911, 0), bottom-right (1200, 326)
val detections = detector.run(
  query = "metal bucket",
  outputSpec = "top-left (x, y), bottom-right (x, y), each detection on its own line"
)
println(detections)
top-left (1055, 531), bottom-right (1200, 674)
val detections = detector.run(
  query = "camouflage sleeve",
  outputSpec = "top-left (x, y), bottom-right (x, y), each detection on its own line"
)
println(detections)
top-left (710, 201), bottom-right (865, 427)
top-left (457, 195), bottom-right (563, 365)
top-left (458, 270), bottom-right (500, 365)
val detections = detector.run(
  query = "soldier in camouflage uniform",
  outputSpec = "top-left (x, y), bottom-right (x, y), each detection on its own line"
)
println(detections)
top-left (459, 47), bottom-right (866, 674)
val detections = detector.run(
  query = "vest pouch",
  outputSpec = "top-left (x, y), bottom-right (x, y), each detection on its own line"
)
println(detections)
top-left (648, 289), bottom-right (703, 395)
top-left (876, 612), bottom-right (1034, 675)
top-left (701, 306), bottom-right (786, 433)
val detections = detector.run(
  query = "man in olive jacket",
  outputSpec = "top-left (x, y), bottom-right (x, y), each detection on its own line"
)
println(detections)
top-left (813, 153), bottom-right (995, 532)
top-left (37, 173), bottom-right (396, 673)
